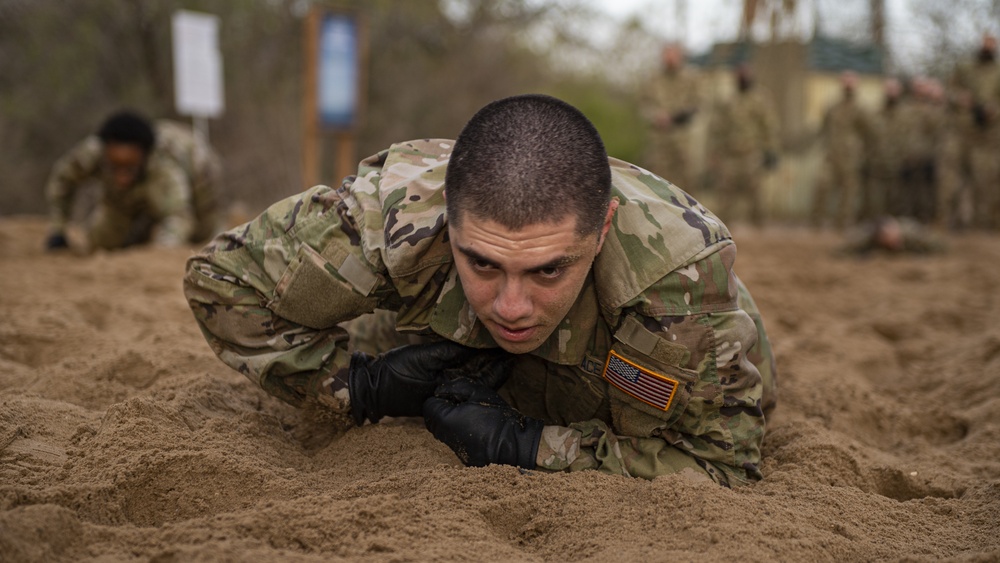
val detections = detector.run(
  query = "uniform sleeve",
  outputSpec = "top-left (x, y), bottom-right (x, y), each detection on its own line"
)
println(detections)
top-left (856, 108), bottom-right (876, 150)
top-left (183, 184), bottom-right (391, 410)
top-left (680, 72), bottom-right (702, 116)
top-left (706, 102), bottom-right (728, 153)
top-left (147, 159), bottom-right (196, 246)
top-left (758, 96), bottom-right (780, 154)
top-left (638, 76), bottom-right (662, 124)
top-left (45, 136), bottom-right (103, 233)
top-left (534, 244), bottom-right (766, 487)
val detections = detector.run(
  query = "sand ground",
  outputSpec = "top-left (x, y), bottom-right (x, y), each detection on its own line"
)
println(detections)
top-left (1, 216), bottom-right (998, 562)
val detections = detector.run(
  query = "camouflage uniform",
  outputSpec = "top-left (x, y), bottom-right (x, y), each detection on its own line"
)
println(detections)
top-left (896, 97), bottom-right (944, 223)
top-left (840, 216), bottom-right (947, 255)
top-left (46, 120), bottom-right (221, 249)
top-left (863, 101), bottom-right (905, 220)
top-left (708, 88), bottom-right (779, 227)
top-left (952, 59), bottom-right (1000, 229)
top-left (811, 96), bottom-right (872, 228)
top-left (640, 66), bottom-right (702, 191)
top-left (935, 106), bottom-right (966, 229)
top-left (183, 139), bottom-right (777, 487)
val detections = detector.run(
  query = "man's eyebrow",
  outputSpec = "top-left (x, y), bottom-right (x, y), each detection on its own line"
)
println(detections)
top-left (455, 244), bottom-right (583, 272)
top-left (527, 254), bottom-right (583, 272)
top-left (456, 245), bottom-right (499, 268)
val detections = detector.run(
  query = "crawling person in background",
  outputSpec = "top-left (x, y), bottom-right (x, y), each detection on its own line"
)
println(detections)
top-left (184, 94), bottom-right (777, 487)
top-left (44, 110), bottom-right (221, 251)
top-left (840, 215), bottom-right (947, 256)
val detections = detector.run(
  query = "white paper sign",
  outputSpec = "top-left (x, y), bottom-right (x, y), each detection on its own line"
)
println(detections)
top-left (172, 10), bottom-right (224, 118)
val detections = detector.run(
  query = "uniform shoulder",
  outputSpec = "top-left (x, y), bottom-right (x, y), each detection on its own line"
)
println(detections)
top-left (345, 139), bottom-right (454, 278)
top-left (597, 159), bottom-right (731, 310)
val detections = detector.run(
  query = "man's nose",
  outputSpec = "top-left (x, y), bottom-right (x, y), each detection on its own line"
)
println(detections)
top-left (493, 278), bottom-right (532, 323)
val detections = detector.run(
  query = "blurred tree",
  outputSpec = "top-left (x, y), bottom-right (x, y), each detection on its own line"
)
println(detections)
top-left (906, 0), bottom-right (1000, 77)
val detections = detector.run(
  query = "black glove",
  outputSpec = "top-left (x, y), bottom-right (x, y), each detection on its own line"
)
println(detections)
top-left (972, 103), bottom-right (991, 129)
top-left (762, 150), bottom-right (779, 170)
top-left (348, 341), bottom-right (512, 426)
top-left (671, 108), bottom-right (696, 126)
top-left (423, 378), bottom-right (543, 469)
top-left (45, 232), bottom-right (69, 250)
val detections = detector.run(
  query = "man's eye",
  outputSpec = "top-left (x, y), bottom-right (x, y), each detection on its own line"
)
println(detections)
top-left (470, 258), bottom-right (494, 271)
top-left (537, 267), bottom-right (563, 279)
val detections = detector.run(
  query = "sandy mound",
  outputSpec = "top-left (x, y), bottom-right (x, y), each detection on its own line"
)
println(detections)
top-left (1, 216), bottom-right (998, 562)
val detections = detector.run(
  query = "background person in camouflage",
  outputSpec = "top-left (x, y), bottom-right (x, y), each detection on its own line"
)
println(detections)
top-left (863, 78), bottom-right (905, 220)
top-left (707, 65), bottom-right (780, 227)
top-left (839, 215), bottom-right (946, 256)
top-left (45, 110), bottom-right (221, 251)
top-left (951, 33), bottom-right (1000, 230)
top-left (184, 94), bottom-right (777, 487)
top-left (640, 43), bottom-right (702, 192)
top-left (896, 77), bottom-right (946, 224)
top-left (811, 72), bottom-right (873, 230)
top-left (929, 79), bottom-right (966, 229)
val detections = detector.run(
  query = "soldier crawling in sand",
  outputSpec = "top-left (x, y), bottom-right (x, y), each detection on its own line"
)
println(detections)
top-left (184, 94), bottom-right (777, 487)
top-left (44, 110), bottom-right (221, 252)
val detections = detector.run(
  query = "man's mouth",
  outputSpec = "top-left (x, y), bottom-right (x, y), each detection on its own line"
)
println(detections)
top-left (494, 323), bottom-right (537, 343)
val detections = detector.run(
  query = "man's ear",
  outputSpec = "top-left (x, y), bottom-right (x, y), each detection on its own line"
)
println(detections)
top-left (596, 198), bottom-right (619, 253)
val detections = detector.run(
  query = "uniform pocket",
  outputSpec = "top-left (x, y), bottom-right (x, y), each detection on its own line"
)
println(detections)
top-left (268, 243), bottom-right (379, 329)
top-left (604, 328), bottom-right (700, 438)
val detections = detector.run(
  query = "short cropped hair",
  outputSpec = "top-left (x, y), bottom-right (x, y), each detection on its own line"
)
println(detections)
top-left (97, 111), bottom-right (156, 154)
top-left (445, 94), bottom-right (612, 237)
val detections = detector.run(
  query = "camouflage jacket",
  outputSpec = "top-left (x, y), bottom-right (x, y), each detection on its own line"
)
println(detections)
top-left (46, 120), bottom-right (220, 245)
top-left (869, 103), bottom-right (907, 176)
top-left (951, 59), bottom-right (1000, 140)
top-left (709, 89), bottom-right (779, 158)
top-left (821, 97), bottom-right (873, 164)
top-left (897, 99), bottom-right (945, 161)
top-left (184, 139), bottom-right (775, 486)
top-left (952, 59), bottom-right (1000, 109)
top-left (640, 67), bottom-right (702, 133)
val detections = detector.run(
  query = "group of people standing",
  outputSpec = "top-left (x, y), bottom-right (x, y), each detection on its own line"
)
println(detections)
top-left (641, 43), bottom-right (779, 228)
top-left (642, 34), bottom-right (1000, 233)
top-left (815, 34), bottom-right (1000, 232)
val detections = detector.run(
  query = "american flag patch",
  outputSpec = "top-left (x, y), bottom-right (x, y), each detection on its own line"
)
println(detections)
top-left (603, 351), bottom-right (679, 412)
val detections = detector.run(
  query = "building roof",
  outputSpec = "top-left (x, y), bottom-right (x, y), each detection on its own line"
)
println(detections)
top-left (689, 41), bottom-right (753, 68)
top-left (690, 35), bottom-right (884, 75)
top-left (808, 35), bottom-right (884, 74)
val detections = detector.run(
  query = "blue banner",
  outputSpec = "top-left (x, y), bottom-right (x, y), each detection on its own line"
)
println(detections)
top-left (318, 14), bottom-right (358, 128)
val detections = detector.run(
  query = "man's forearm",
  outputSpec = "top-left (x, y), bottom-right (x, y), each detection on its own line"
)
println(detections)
top-left (534, 420), bottom-right (743, 485)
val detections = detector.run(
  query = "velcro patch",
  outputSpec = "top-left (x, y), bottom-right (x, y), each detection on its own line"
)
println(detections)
top-left (603, 350), bottom-right (679, 412)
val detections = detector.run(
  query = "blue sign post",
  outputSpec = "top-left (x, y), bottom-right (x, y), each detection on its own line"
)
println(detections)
top-left (302, 8), bottom-right (367, 187)
top-left (318, 14), bottom-right (359, 128)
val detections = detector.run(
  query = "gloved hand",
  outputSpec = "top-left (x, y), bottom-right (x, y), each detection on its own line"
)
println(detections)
top-left (762, 150), bottom-right (779, 170)
top-left (423, 378), bottom-right (543, 469)
top-left (972, 103), bottom-right (991, 129)
top-left (348, 341), bottom-right (512, 426)
top-left (45, 232), bottom-right (69, 250)
top-left (671, 108), bottom-right (696, 126)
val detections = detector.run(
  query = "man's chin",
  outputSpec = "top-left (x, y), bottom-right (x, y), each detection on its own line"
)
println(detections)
top-left (494, 340), bottom-right (538, 355)
top-left (487, 325), bottom-right (554, 355)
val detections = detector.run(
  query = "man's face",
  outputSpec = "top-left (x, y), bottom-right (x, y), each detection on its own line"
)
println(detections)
top-left (448, 207), bottom-right (614, 354)
top-left (102, 142), bottom-right (147, 190)
top-left (662, 45), bottom-right (683, 71)
top-left (841, 72), bottom-right (857, 98)
top-left (983, 34), bottom-right (997, 54)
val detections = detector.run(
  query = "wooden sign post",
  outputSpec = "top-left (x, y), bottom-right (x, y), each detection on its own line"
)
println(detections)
top-left (302, 6), bottom-right (368, 189)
